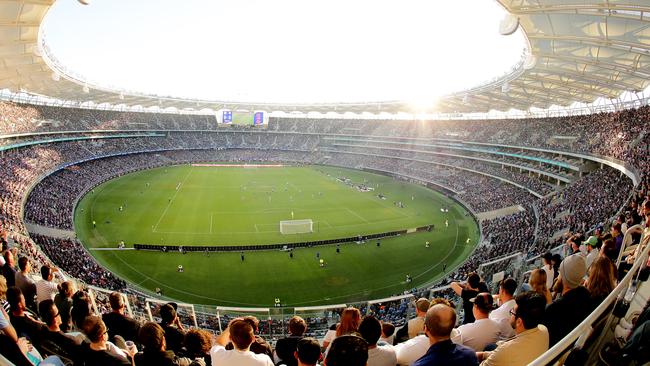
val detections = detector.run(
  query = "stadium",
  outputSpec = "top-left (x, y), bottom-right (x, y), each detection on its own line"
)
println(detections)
top-left (0, 0), bottom-right (649, 365)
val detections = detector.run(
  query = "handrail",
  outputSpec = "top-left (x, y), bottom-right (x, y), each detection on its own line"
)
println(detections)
top-left (528, 234), bottom-right (650, 366)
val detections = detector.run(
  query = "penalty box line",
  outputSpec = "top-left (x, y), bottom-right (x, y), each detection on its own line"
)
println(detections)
top-left (152, 167), bottom-right (193, 233)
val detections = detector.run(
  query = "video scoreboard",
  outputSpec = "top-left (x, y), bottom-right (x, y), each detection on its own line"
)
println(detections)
top-left (217, 110), bottom-right (268, 126)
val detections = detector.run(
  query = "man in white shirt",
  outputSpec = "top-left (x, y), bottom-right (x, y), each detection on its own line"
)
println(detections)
top-left (392, 298), bottom-right (458, 365)
top-left (210, 318), bottom-right (274, 366)
top-left (452, 293), bottom-right (501, 351)
top-left (35, 265), bottom-right (66, 307)
top-left (476, 292), bottom-right (549, 366)
top-left (359, 315), bottom-right (396, 366)
top-left (489, 278), bottom-right (517, 340)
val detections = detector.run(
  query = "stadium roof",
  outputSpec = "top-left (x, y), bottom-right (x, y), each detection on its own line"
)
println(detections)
top-left (1, 0), bottom-right (650, 114)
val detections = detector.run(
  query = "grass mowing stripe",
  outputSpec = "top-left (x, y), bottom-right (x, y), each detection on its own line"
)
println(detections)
top-left (75, 164), bottom-right (480, 306)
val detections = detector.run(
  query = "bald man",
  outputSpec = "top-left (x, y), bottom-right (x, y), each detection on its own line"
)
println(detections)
top-left (413, 304), bottom-right (478, 366)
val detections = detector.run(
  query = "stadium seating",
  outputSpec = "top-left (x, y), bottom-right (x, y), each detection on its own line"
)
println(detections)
top-left (1, 101), bottom-right (649, 365)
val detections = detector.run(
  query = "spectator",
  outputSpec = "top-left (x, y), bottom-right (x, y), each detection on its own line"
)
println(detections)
top-left (324, 335), bottom-right (368, 366)
top-left (54, 281), bottom-right (74, 333)
top-left (135, 322), bottom-right (178, 366)
top-left (543, 254), bottom-right (591, 346)
top-left (78, 315), bottom-right (133, 366)
top-left (585, 257), bottom-right (617, 306)
top-left (358, 315), bottom-right (396, 366)
top-left (180, 328), bottom-right (212, 366)
top-left (70, 290), bottom-right (92, 331)
top-left (528, 269), bottom-right (552, 304)
top-left (2, 251), bottom-right (16, 287)
top-left (541, 252), bottom-right (554, 291)
top-left (294, 337), bottom-right (321, 366)
top-left (489, 278), bottom-right (517, 340)
top-left (392, 298), bottom-right (457, 365)
top-left (583, 236), bottom-right (600, 269)
top-left (102, 292), bottom-right (141, 345)
top-left (37, 299), bottom-right (80, 361)
top-left (394, 298), bottom-right (429, 343)
top-left (379, 322), bottom-right (395, 345)
top-left (451, 272), bottom-right (488, 324)
top-left (210, 318), bottom-right (274, 366)
top-left (413, 304), bottom-right (477, 366)
top-left (274, 315), bottom-right (307, 366)
top-left (159, 303), bottom-right (186, 354)
top-left (476, 292), bottom-right (549, 366)
top-left (36, 265), bottom-right (66, 308)
top-left (14, 257), bottom-right (36, 311)
top-left (452, 293), bottom-right (502, 352)
top-left (323, 307), bottom-right (361, 349)
top-left (225, 315), bottom-right (273, 359)
top-left (6, 287), bottom-right (44, 341)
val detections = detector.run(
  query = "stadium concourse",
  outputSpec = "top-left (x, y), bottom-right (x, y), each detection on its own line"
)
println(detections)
top-left (0, 101), bottom-right (648, 365)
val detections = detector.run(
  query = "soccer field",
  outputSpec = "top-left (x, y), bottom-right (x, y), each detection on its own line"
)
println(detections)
top-left (75, 165), bottom-right (479, 306)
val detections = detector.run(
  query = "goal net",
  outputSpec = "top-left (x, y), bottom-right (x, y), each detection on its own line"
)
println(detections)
top-left (280, 219), bottom-right (313, 234)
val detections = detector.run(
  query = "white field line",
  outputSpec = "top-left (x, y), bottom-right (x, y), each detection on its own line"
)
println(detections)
top-left (152, 167), bottom-right (193, 233)
top-left (412, 222), bottom-right (460, 281)
top-left (345, 208), bottom-right (369, 223)
top-left (89, 248), bottom-right (135, 251)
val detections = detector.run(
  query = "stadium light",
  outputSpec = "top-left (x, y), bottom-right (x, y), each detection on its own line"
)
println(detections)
top-left (501, 81), bottom-right (510, 94)
top-left (523, 54), bottom-right (537, 70)
top-left (499, 14), bottom-right (519, 36)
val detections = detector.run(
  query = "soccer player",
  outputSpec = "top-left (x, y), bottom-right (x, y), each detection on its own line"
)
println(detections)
top-left (177, 265), bottom-right (183, 272)
top-left (241, 252), bottom-right (245, 262)
top-left (425, 241), bottom-right (430, 248)
top-left (445, 219), bottom-right (449, 228)
top-left (319, 259), bottom-right (324, 267)
top-left (92, 220), bottom-right (96, 228)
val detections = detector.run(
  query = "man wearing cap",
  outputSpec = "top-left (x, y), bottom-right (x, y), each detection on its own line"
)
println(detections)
top-left (451, 293), bottom-right (502, 351)
top-left (542, 254), bottom-right (591, 346)
top-left (583, 235), bottom-right (600, 269)
top-left (395, 298), bottom-right (430, 343)
top-left (476, 292), bottom-right (549, 366)
top-left (489, 279), bottom-right (517, 340)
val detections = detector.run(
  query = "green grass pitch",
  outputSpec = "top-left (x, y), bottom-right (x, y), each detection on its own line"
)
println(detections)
top-left (75, 165), bottom-right (479, 307)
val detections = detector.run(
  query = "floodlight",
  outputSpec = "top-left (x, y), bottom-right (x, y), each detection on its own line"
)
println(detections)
top-left (523, 54), bottom-right (537, 70)
top-left (499, 14), bottom-right (519, 36)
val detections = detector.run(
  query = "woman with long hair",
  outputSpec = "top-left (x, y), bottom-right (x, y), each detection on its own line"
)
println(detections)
top-left (586, 256), bottom-right (617, 306)
top-left (528, 268), bottom-right (552, 304)
top-left (322, 307), bottom-right (361, 349)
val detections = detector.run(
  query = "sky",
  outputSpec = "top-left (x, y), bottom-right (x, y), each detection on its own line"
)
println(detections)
top-left (42, 0), bottom-right (526, 104)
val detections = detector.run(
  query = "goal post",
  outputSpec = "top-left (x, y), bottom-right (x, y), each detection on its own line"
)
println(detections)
top-left (280, 219), bottom-right (313, 234)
